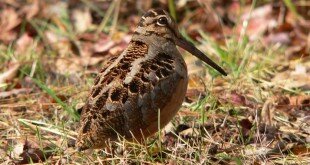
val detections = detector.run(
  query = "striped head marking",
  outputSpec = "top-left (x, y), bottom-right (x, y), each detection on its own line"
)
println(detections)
top-left (134, 9), bottom-right (181, 41)
top-left (133, 9), bottom-right (228, 76)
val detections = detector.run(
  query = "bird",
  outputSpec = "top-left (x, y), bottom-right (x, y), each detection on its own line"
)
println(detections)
top-left (76, 8), bottom-right (227, 151)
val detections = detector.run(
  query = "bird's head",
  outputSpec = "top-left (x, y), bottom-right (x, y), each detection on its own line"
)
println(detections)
top-left (133, 9), bottom-right (227, 76)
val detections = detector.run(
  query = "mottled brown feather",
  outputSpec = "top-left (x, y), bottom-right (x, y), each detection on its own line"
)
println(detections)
top-left (76, 8), bottom-right (226, 151)
top-left (76, 38), bottom-right (186, 150)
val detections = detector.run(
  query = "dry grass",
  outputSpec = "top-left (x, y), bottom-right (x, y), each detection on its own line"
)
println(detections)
top-left (0, 0), bottom-right (309, 164)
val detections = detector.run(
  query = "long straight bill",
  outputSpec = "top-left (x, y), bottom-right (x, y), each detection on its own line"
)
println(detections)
top-left (176, 38), bottom-right (227, 76)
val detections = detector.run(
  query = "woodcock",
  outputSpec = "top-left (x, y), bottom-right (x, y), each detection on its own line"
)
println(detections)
top-left (76, 9), bottom-right (227, 151)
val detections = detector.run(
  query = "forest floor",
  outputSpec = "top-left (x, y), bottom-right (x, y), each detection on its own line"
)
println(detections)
top-left (0, 0), bottom-right (309, 164)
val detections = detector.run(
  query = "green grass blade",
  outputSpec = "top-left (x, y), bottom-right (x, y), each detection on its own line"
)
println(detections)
top-left (168, 0), bottom-right (177, 21)
top-left (283, 0), bottom-right (299, 17)
top-left (31, 78), bottom-right (79, 121)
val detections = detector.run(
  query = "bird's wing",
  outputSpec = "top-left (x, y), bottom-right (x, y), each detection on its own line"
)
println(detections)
top-left (76, 41), bottom-right (186, 150)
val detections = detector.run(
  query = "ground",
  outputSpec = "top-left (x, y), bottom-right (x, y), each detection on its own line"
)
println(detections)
top-left (0, 0), bottom-right (309, 164)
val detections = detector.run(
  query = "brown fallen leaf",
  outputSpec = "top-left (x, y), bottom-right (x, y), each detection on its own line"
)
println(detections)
top-left (264, 32), bottom-right (291, 45)
top-left (54, 56), bottom-right (105, 75)
top-left (93, 39), bottom-right (116, 54)
top-left (289, 95), bottom-right (310, 110)
top-left (71, 7), bottom-right (93, 33)
top-left (285, 44), bottom-right (309, 60)
top-left (0, 63), bottom-right (20, 85)
top-left (182, 7), bottom-right (221, 37)
top-left (218, 90), bottom-right (252, 108)
top-left (15, 33), bottom-right (34, 54)
top-left (237, 4), bottom-right (275, 40)
top-left (239, 118), bottom-right (253, 138)
top-left (6, 137), bottom-right (54, 164)
top-left (294, 17), bottom-right (310, 40)
top-left (0, 7), bottom-right (21, 43)
top-left (55, 58), bottom-right (82, 75)
top-left (178, 127), bottom-right (199, 138)
top-left (290, 144), bottom-right (310, 155)
top-left (163, 132), bottom-right (177, 148)
top-left (272, 68), bottom-right (310, 91)
top-left (0, 7), bottom-right (21, 31)
top-left (20, 0), bottom-right (40, 20)
top-left (260, 95), bottom-right (290, 126)
top-left (230, 91), bottom-right (247, 106)
top-left (0, 88), bottom-right (32, 99)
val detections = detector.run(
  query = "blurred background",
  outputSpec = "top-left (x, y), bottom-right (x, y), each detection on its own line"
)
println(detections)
top-left (0, 0), bottom-right (309, 164)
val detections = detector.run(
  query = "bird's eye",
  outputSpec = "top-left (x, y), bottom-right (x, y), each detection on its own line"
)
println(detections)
top-left (157, 17), bottom-right (168, 26)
